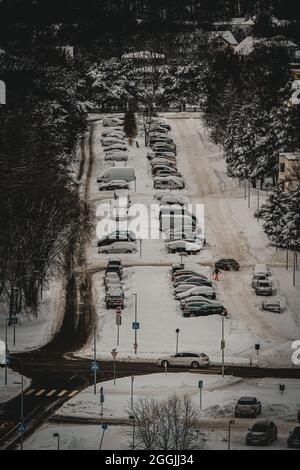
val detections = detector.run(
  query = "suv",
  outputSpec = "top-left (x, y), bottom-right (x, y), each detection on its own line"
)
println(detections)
top-left (255, 280), bottom-right (273, 296)
top-left (106, 288), bottom-right (124, 309)
top-left (106, 258), bottom-right (123, 275)
top-left (287, 426), bottom-right (300, 449)
top-left (252, 274), bottom-right (269, 289)
top-left (235, 397), bottom-right (262, 418)
top-left (246, 421), bottom-right (278, 447)
top-left (215, 259), bottom-right (240, 271)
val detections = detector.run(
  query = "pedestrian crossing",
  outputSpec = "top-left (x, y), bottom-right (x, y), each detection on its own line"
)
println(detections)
top-left (24, 388), bottom-right (80, 399)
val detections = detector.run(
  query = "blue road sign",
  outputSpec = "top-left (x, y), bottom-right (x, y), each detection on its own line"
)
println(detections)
top-left (132, 322), bottom-right (140, 330)
top-left (17, 423), bottom-right (26, 434)
top-left (91, 361), bottom-right (100, 372)
top-left (101, 424), bottom-right (108, 431)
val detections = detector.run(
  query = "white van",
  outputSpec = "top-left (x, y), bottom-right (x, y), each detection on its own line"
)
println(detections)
top-left (252, 264), bottom-right (271, 288)
top-left (97, 167), bottom-right (136, 184)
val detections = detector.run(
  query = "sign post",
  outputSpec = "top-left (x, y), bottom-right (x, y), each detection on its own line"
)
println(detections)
top-left (116, 309), bottom-right (122, 347)
top-left (198, 380), bottom-right (203, 411)
top-left (255, 344), bottom-right (261, 356)
top-left (111, 349), bottom-right (118, 385)
top-left (100, 387), bottom-right (105, 418)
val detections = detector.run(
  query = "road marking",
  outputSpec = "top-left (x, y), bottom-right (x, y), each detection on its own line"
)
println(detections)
top-left (68, 390), bottom-right (80, 398)
top-left (46, 390), bottom-right (57, 397)
top-left (25, 389), bottom-right (35, 396)
top-left (57, 390), bottom-right (68, 397)
top-left (35, 389), bottom-right (46, 396)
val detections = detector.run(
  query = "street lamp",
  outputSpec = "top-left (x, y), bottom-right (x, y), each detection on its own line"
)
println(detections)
top-left (175, 329), bottom-right (180, 354)
top-left (99, 424), bottom-right (108, 451)
top-left (129, 415), bottom-right (136, 451)
top-left (228, 420), bottom-right (235, 451)
top-left (221, 314), bottom-right (226, 377)
top-left (53, 432), bottom-right (60, 451)
top-left (131, 376), bottom-right (135, 411)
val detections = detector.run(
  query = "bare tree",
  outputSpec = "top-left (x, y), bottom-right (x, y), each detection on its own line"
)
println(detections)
top-left (127, 394), bottom-right (204, 451)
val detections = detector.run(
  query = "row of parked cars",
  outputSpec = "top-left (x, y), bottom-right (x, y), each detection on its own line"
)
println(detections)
top-left (147, 120), bottom-right (185, 190)
top-left (251, 264), bottom-right (283, 314)
top-left (171, 264), bottom-right (227, 318)
top-left (235, 397), bottom-right (300, 447)
top-left (104, 258), bottom-right (125, 309)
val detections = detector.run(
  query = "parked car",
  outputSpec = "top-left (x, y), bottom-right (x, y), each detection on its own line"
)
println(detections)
top-left (246, 421), bottom-right (278, 447)
top-left (152, 166), bottom-right (180, 176)
top-left (167, 240), bottom-right (203, 255)
top-left (161, 195), bottom-right (188, 206)
top-left (102, 128), bottom-right (125, 137)
top-left (103, 144), bottom-right (127, 153)
top-left (181, 296), bottom-right (222, 307)
top-left (99, 180), bottom-right (129, 191)
top-left (98, 231), bottom-right (136, 247)
top-left (173, 274), bottom-right (208, 286)
top-left (105, 152), bottom-right (128, 162)
top-left (174, 278), bottom-right (212, 289)
top-left (147, 151), bottom-right (176, 160)
top-left (287, 426), bottom-right (300, 449)
top-left (150, 158), bottom-right (177, 168)
top-left (175, 286), bottom-right (216, 301)
top-left (252, 264), bottom-right (271, 288)
top-left (298, 410), bottom-right (300, 423)
top-left (158, 352), bottom-right (209, 369)
top-left (171, 263), bottom-right (185, 275)
top-left (255, 279), bottom-right (274, 296)
top-left (154, 177), bottom-right (185, 190)
top-left (235, 397), bottom-right (262, 418)
top-left (172, 270), bottom-right (208, 282)
top-left (99, 241), bottom-right (137, 254)
top-left (105, 278), bottom-right (122, 290)
top-left (102, 138), bottom-right (125, 146)
top-left (215, 259), bottom-right (240, 271)
top-left (106, 288), bottom-right (124, 309)
top-left (152, 144), bottom-right (177, 154)
top-left (106, 258), bottom-right (123, 273)
top-left (183, 303), bottom-right (227, 317)
top-left (262, 299), bottom-right (282, 313)
top-left (104, 272), bottom-right (120, 282)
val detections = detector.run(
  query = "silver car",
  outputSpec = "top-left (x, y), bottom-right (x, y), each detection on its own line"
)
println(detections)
top-left (158, 352), bottom-right (210, 369)
top-left (99, 241), bottom-right (137, 254)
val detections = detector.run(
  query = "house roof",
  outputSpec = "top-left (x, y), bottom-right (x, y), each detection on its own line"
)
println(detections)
top-left (208, 31), bottom-right (238, 46)
top-left (280, 153), bottom-right (300, 161)
top-left (235, 36), bottom-right (298, 56)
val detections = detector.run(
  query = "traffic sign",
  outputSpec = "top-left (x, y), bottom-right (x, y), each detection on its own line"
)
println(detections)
top-left (111, 350), bottom-right (118, 360)
top-left (116, 313), bottom-right (122, 326)
top-left (132, 322), bottom-right (140, 330)
top-left (101, 424), bottom-right (108, 431)
top-left (100, 387), bottom-right (105, 403)
top-left (221, 340), bottom-right (226, 350)
top-left (198, 380), bottom-right (203, 390)
top-left (17, 423), bottom-right (26, 434)
top-left (91, 361), bottom-right (100, 372)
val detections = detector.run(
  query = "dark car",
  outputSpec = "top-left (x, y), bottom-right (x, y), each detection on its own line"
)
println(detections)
top-left (298, 410), bottom-right (300, 423)
top-left (174, 278), bottom-right (213, 288)
top-left (98, 231), bottom-right (136, 247)
top-left (246, 421), bottom-right (278, 447)
top-left (215, 259), bottom-right (240, 271)
top-left (106, 259), bottom-right (123, 277)
top-left (287, 426), bottom-right (300, 449)
top-left (183, 304), bottom-right (227, 318)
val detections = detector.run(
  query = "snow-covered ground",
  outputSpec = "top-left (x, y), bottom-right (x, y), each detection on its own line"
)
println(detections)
top-left (80, 113), bottom-right (300, 368)
top-left (25, 373), bottom-right (300, 450)
top-left (0, 368), bottom-right (30, 404)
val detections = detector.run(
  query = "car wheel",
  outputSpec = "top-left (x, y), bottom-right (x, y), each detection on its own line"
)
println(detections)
top-left (191, 361), bottom-right (199, 369)
top-left (161, 360), bottom-right (169, 368)
top-left (125, 250), bottom-right (132, 254)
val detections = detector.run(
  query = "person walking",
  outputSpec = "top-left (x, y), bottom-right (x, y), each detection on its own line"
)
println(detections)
top-left (213, 267), bottom-right (221, 282)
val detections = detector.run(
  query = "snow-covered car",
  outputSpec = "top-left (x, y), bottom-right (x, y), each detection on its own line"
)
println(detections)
top-left (166, 240), bottom-right (203, 254)
top-left (174, 280), bottom-right (212, 294)
top-left (147, 151), bottom-right (176, 160)
top-left (98, 241), bottom-right (137, 254)
top-left (175, 286), bottom-right (216, 301)
top-left (255, 279), bottom-right (274, 296)
top-left (180, 296), bottom-right (221, 307)
top-left (102, 128), bottom-right (125, 137)
top-left (173, 277), bottom-right (212, 289)
top-left (161, 195), bottom-right (189, 206)
top-left (103, 144), bottom-right (127, 153)
top-left (105, 278), bottom-right (122, 289)
top-left (98, 231), bottom-right (136, 247)
top-left (246, 421), bottom-right (278, 447)
top-left (102, 138), bottom-right (125, 146)
top-left (172, 270), bottom-right (207, 281)
top-left (157, 352), bottom-right (209, 369)
top-left (103, 117), bottom-right (124, 127)
top-left (105, 152), bottom-right (128, 162)
top-left (152, 143), bottom-right (176, 153)
top-left (154, 177), bottom-right (185, 190)
top-left (215, 259), bottom-right (240, 271)
top-left (99, 180), bottom-right (129, 191)
top-left (287, 426), bottom-right (300, 449)
top-left (262, 299), bottom-right (282, 313)
top-left (235, 397), bottom-right (262, 418)
top-left (150, 158), bottom-right (177, 168)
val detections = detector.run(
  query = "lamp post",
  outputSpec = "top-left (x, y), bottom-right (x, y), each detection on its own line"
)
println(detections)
top-left (99, 424), bottom-right (108, 451)
top-left (131, 376), bottom-right (135, 411)
top-left (221, 314), bottom-right (226, 378)
top-left (53, 433), bottom-right (60, 451)
top-left (129, 415), bottom-right (136, 451)
top-left (228, 420), bottom-right (235, 451)
top-left (175, 329), bottom-right (180, 354)
top-left (132, 294), bottom-right (138, 355)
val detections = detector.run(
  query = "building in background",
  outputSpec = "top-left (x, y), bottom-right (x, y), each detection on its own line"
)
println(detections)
top-left (279, 153), bottom-right (300, 192)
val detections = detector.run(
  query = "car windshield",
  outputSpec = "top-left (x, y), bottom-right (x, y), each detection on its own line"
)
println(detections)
top-left (252, 423), bottom-right (269, 432)
top-left (238, 398), bottom-right (256, 405)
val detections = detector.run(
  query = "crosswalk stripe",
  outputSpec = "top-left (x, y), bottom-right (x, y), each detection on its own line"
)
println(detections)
top-left (25, 389), bottom-right (35, 396)
top-left (35, 389), bottom-right (46, 396)
top-left (68, 390), bottom-right (80, 398)
top-left (57, 390), bottom-right (68, 397)
top-left (46, 390), bottom-right (57, 397)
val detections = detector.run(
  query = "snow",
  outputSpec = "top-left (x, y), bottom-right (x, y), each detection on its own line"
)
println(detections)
top-left (0, 368), bottom-right (30, 405)
top-left (80, 114), bottom-right (300, 368)
top-left (25, 373), bottom-right (300, 450)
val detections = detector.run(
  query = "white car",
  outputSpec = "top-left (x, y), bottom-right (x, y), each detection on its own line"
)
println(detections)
top-left (98, 241), bottom-right (137, 254)
top-left (102, 138), bottom-right (125, 147)
top-left (154, 177), bottom-right (185, 190)
top-left (158, 352), bottom-right (210, 369)
top-left (99, 180), bottom-right (129, 191)
top-left (161, 195), bottom-right (189, 206)
top-left (175, 286), bottom-right (216, 301)
top-left (105, 152), bottom-right (128, 162)
top-left (102, 129), bottom-right (125, 137)
top-left (166, 240), bottom-right (203, 254)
